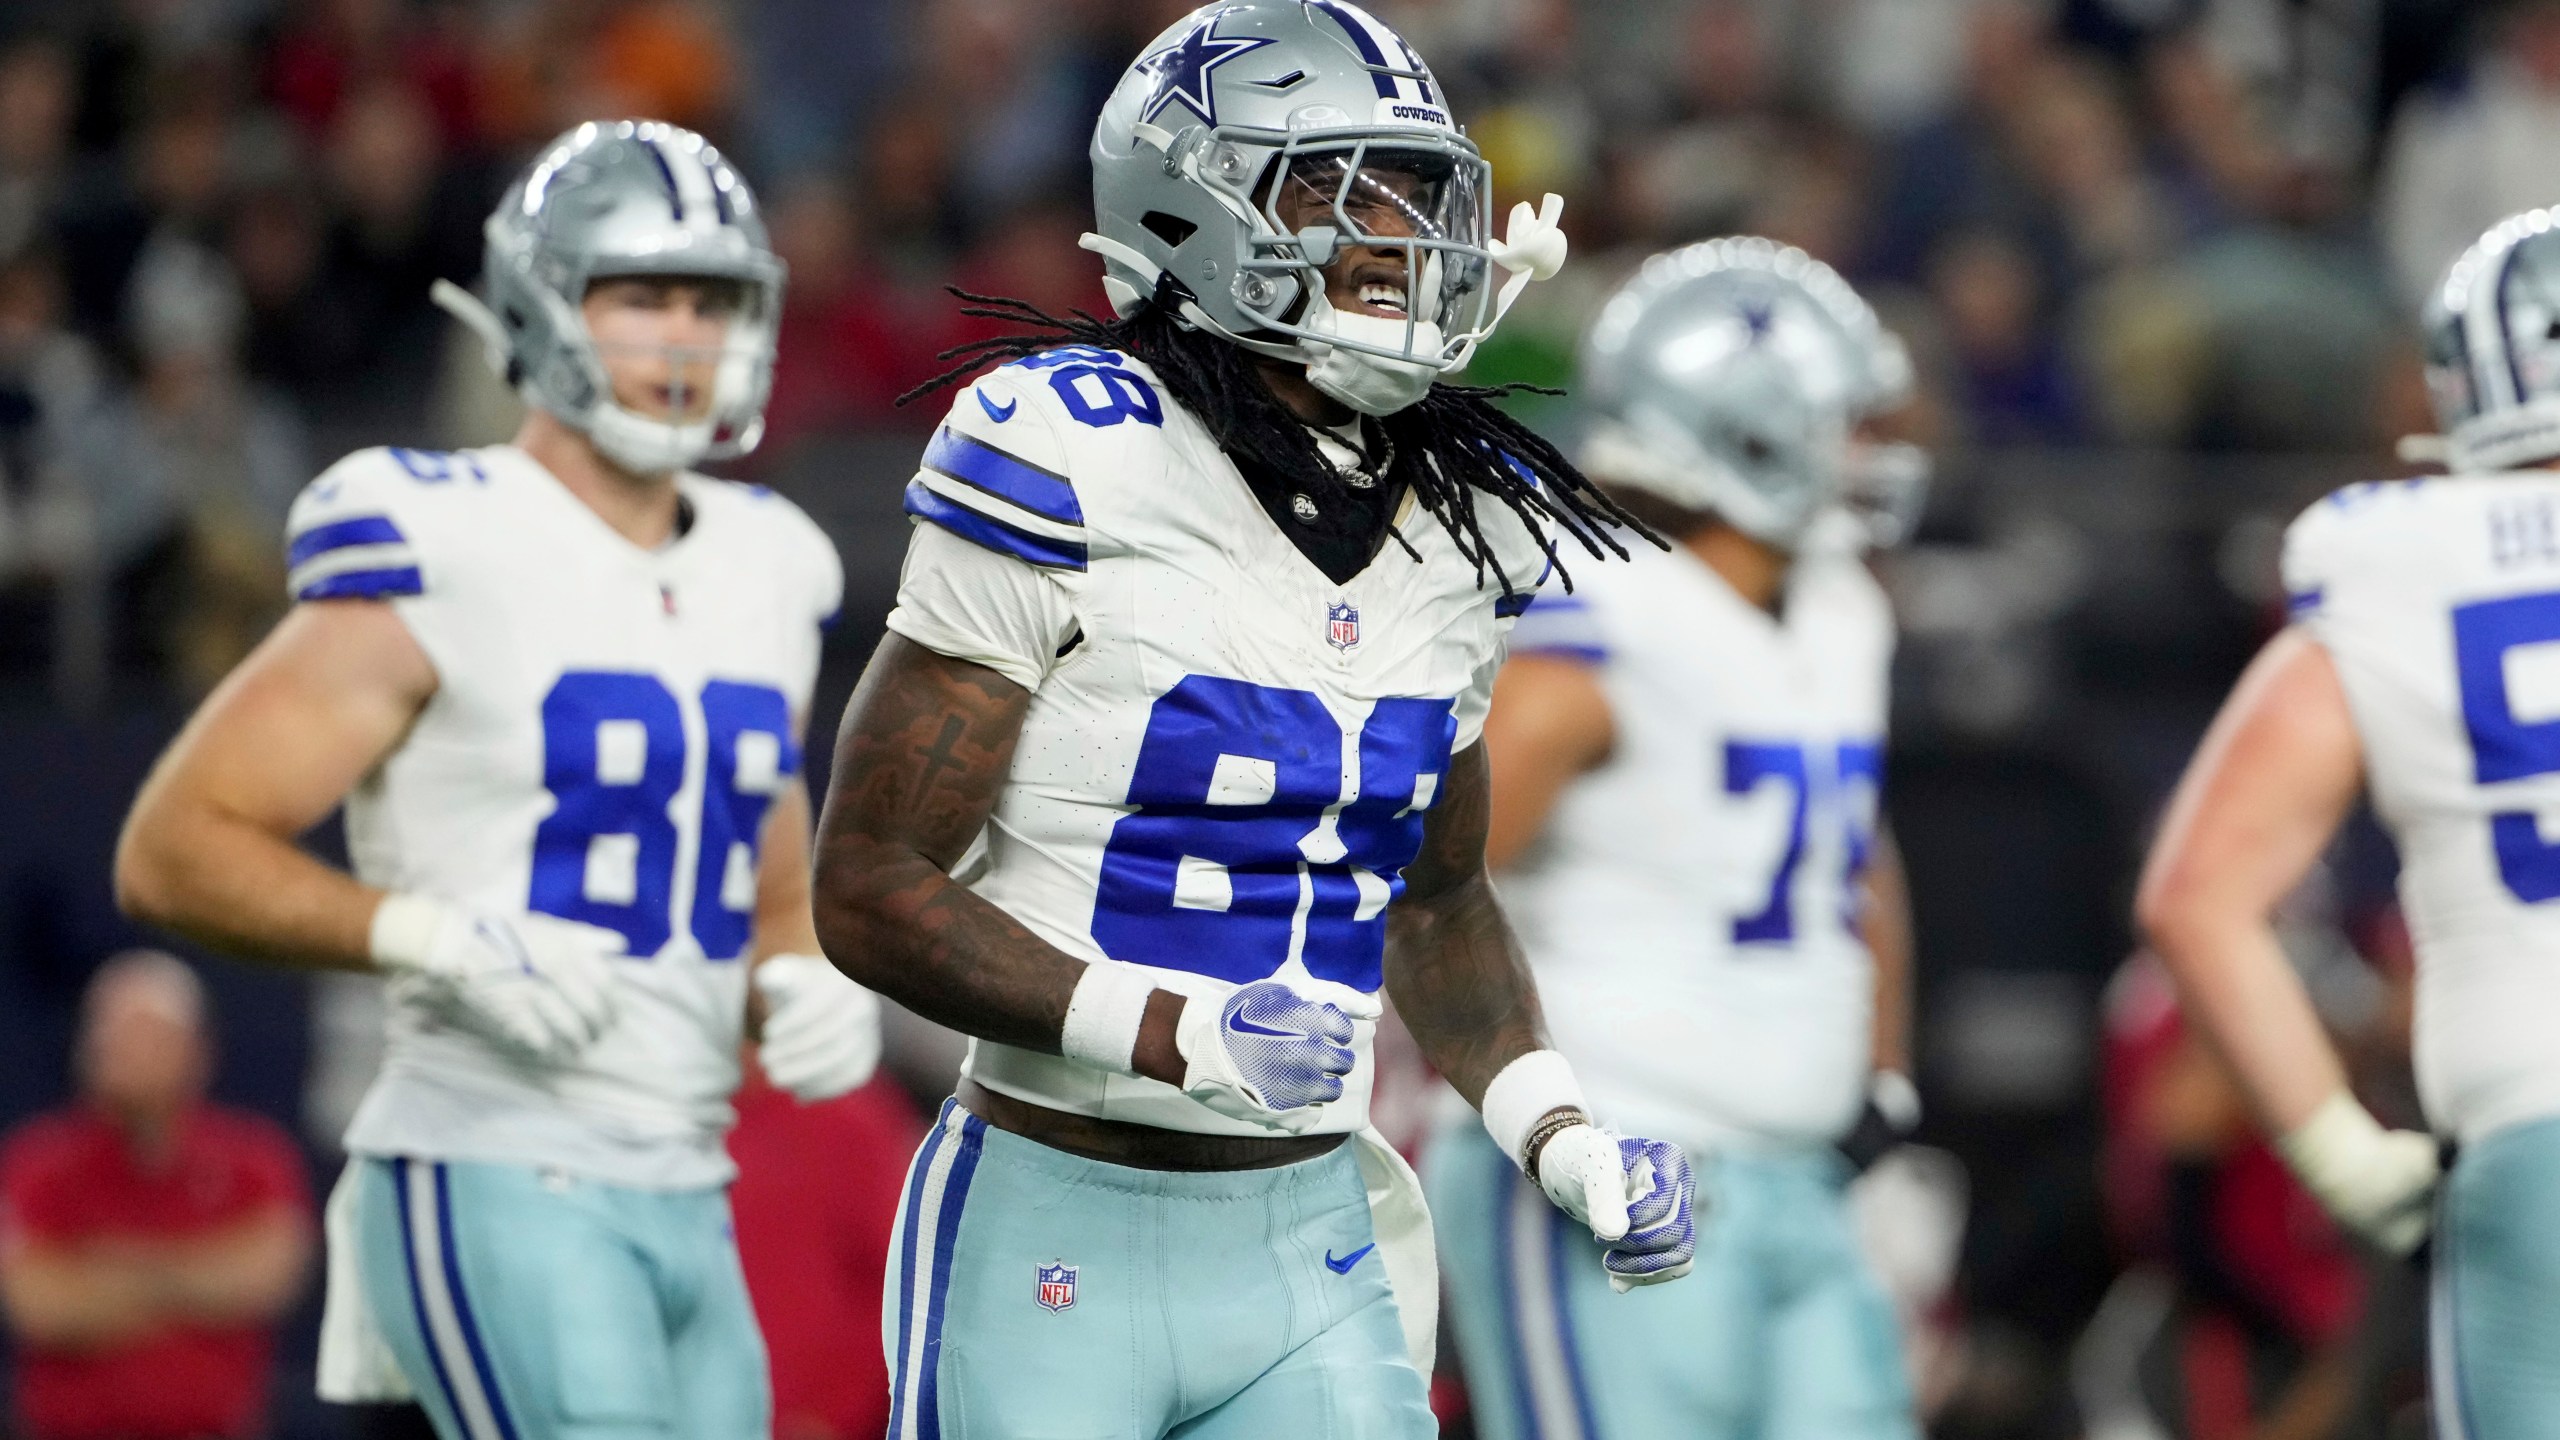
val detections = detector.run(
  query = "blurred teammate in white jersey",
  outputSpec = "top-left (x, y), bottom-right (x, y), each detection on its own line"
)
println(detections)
top-left (112, 121), bottom-right (882, 1440)
top-left (1425, 238), bottom-right (1929, 1440)
top-left (2137, 209), bottom-right (2560, 1440)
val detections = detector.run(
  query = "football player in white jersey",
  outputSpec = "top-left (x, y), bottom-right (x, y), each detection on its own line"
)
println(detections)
top-left (806, 4), bottom-right (1698, 1435)
top-left (110, 121), bottom-right (883, 1440)
top-left (1423, 239), bottom-right (1925, 1440)
top-left (2136, 209), bottom-right (2560, 1439)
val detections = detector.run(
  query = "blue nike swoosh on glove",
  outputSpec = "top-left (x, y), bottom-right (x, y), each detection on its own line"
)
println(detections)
top-left (1324, 1244), bottom-right (1374, 1274)
top-left (977, 392), bottom-right (1017, 422)
top-left (1226, 1014), bottom-right (1306, 1040)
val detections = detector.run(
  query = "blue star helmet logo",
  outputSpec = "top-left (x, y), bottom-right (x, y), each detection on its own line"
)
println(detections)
top-left (1138, 14), bottom-right (1278, 128)
top-left (1738, 298), bottom-right (1777, 344)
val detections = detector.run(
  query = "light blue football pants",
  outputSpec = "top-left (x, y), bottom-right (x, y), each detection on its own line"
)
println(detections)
top-left (882, 1098), bottom-right (1433, 1439)
top-left (1426, 1120), bottom-right (1916, 1440)
top-left (2434, 1113), bottom-right (2560, 1438)
top-left (350, 1156), bottom-right (768, 1440)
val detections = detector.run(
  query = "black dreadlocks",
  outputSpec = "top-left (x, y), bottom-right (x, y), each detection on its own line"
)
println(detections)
top-left (898, 280), bottom-right (1660, 598)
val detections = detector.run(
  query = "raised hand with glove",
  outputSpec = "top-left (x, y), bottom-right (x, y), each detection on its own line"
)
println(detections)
top-left (1484, 1049), bottom-right (1698, 1290)
top-left (369, 893), bottom-right (620, 1064)
top-left (752, 953), bottom-right (884, 1103)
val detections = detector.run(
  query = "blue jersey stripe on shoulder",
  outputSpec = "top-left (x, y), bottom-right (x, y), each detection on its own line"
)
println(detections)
top-left (922, 426), bottom-right (1083, 526)
top-left (1515, 643), bottom-right (1608, 666)
top-left (904, 480), bottom-right (1088, 570)
top-left (297, 565), bottom-right (424, 601)
top-left (287, 515), bottom-right (407, 570)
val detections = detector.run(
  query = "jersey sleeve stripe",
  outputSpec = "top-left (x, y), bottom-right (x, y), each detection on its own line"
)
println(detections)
top-left (287, 515), bottom-right (409, 570)
top-left (921, 426), bottom-right (1084, 526)
top-left (1512, 642), bottom-right (1608, 665)
top-left (296, 565), bottom-right (425, 601)
top-left (903, 480), bottom-right (1088, 571)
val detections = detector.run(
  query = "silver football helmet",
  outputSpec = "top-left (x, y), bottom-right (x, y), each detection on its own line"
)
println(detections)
top-left (1578, 238), bottom-right (1879, 550)
top-left (2421, 208), bottom-right (2560, 473)
top-left (431, 119), bottom-right (784, 474)
top-left (1085, 0), bottom-right (1516, 414)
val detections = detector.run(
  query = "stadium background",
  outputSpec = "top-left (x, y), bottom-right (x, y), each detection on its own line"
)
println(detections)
top-left (0, 0), bottom-right (2525, 1434)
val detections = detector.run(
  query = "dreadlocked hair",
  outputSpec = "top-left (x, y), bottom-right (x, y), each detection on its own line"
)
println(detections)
top-left (898, 278), bottom-right (1661, 599)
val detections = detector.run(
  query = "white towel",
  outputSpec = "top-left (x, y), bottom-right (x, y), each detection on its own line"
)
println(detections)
top-left (315, 1162), bottom-right (416, 1403)
top-left (1351, 1126), bottom-right (1440, 1377)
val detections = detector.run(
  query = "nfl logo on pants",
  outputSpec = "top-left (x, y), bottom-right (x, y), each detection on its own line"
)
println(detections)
top-left (1036, 1261), bottom-right (1077, 1313)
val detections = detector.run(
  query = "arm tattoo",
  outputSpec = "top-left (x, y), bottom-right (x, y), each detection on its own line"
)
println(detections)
top-left (809, 633), bottom-right (1088, 1054)
top-left (1384, 742), bottom-right (1549, 1107)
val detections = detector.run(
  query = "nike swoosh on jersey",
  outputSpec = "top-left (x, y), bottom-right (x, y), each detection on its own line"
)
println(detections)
top-left (1325, 1244), bottom-right (1374, 1274)
top-left (977, 391), bottom-right (1018, 423)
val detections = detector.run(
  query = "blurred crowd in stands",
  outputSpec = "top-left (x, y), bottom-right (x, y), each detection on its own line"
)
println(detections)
top-left (0, 0), bottom-right (2539, 699)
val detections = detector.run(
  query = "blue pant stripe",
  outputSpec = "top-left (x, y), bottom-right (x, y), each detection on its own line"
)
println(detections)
top-left (432, 1164), bottom-right (523, 1440)
top-left (914, 1111), bottom-right (987, 1440)
top-left (1544, 1204), bottom-right (1602, 1439)
top-left (389, 1160), bottom-right (470, 1435)
top-left (2432, 1182), bottom-right (2475, 1440)
top-left (888, 1105), bottom-right (956, 1440)
top-left (1493, 1157), bottom-right (1541, 1437)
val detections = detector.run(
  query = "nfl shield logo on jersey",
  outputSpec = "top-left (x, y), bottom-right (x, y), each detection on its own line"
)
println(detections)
top-left (1327, 599), bottom-right (1360, 652)
top-left (1036, 1261), bottom-right (1077, 1312)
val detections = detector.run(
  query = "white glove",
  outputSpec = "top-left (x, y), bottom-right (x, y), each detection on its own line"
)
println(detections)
top-left (2274, 1092), bottom-right (2441, 1256)
top-left (752, 953), bottom-right (883, 1103)
top-left (1534, 1123), bottom-right (1699, 1292)
top-left (1174, 980), bottom-right (1372, 1134)
top-left (370, 894), bottom-right (620, 1064)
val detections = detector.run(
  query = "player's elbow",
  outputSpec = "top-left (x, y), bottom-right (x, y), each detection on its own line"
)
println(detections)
top-left (112, 806), bottom-right (185, 930)
top-left (808, 836), bottom-right (921, 993)
top-left (2133, 861), bottom-right (2219, 969)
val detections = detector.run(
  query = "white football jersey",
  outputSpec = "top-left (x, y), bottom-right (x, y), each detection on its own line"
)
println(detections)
top-left (286, 443), bottom-right (840, 1188)
top-left (1495, 538), bottom-right (1895, 1153)
top-left (886, 346), bottom-right (1552, 1137)
top-left (2284, 473), bottom-right (2560, 1145)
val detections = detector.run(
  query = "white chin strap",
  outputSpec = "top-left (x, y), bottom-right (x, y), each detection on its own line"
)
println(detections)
top-left (586, 405), bottom-right (716, 475)
top-left (1302, 299), bottom-right (1444, 415)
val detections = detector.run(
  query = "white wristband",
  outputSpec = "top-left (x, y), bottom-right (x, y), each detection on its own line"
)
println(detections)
top-left (369, 892), bottom-right (448, 974)
top-left (1481, 1049), bottom-right (1588, 1169)
top-left (1059, 962), bottom-right (1156, 1074)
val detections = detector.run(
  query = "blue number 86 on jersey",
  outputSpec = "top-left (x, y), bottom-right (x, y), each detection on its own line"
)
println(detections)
top-left (1091, 676), bottom-right (1456, 993)
top-left (528, 672), bottom-right (797, 959)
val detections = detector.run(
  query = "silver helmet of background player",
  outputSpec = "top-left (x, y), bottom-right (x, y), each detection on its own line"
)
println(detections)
top-left (1578, 238), bottom-right (1885, 550)
top-left (2422, 208), bottom-right (2560, 473)
top-left (1085, 0), bottom-right (1503, 414)
top-left (431, 119), bottom-right (785, 474)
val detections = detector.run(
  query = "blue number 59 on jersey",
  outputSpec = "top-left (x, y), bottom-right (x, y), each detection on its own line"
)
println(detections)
top-left (1091, 677), bottom-right (1456, 993)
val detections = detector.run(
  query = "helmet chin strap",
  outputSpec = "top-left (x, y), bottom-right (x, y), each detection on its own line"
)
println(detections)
top-left (1301, 295), bottom-right (1441, 415)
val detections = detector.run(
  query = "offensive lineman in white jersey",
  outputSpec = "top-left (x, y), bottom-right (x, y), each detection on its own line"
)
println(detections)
top-left (2137, 210), bottom-right (2560, 1438)
top-left (808, 4), bottom-right (1697, 1435)
top-left (111, 122), bottom-right (882, 1440)
top-left (1425, 240), bottom-right (1926, 1440)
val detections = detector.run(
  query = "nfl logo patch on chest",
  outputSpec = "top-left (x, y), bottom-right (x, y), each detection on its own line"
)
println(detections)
top-left (1327, 599), bottom-right (1360, 652)
top-left (1036, 1261), bottom-right (1077, 1312)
